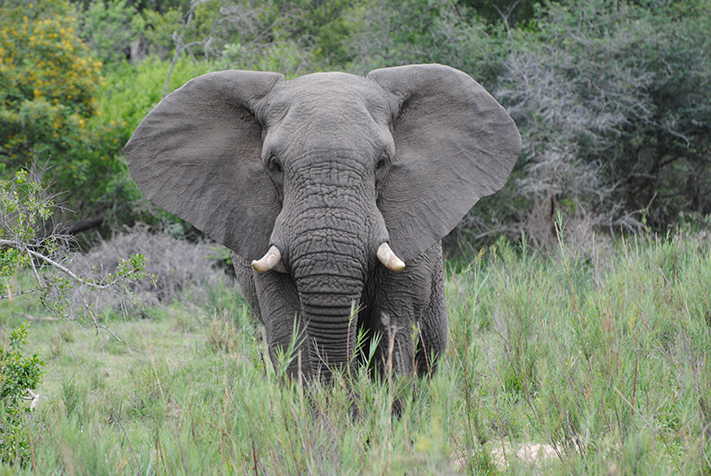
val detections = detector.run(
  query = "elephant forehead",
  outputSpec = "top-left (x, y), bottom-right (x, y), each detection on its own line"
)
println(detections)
top-left (267, 73), bottom-right (392, 127)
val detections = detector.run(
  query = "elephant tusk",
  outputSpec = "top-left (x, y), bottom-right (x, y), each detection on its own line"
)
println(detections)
top-left (377, 242), bottom-right (405, 272)
top-left (252, 245), bottom-right (282, 272)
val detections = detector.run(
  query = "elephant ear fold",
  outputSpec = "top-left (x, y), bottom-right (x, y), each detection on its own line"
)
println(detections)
top-left (367, 64), bottom-right (521, 261)
top-left (125, 70), bottom-right (284, 260)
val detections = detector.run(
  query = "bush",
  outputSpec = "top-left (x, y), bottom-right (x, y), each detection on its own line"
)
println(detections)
top-left (69, 228), bottom-right (232, 312)
top-left (0, 324), bottom-right (45, 465)
top-left (495, 0), bottom-right (711, 241)
top-left (78, 0), bottom-right (144, 66)
top-left (0, 0), bottom-right (126, 226)
top-left (1, 166), bottom-right (147, 332)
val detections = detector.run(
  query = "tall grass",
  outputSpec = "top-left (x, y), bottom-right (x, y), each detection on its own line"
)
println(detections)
top-left (446, 232), bottom-right (711, 474)
top-left (3, 231), bottom-right (711, 474)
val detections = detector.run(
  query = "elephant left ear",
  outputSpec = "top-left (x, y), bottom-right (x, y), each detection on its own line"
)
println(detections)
top-left (367, 64), bottom-right (521, 261)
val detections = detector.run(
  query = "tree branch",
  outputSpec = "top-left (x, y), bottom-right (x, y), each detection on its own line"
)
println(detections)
top-left (0, 239), bottom-right (114, 290)
top-left (163, 0), bottom-right (216, 98)
top-left (65, 214), bottom-right (105, 235)
top-left (0, 288), bottom-right (41, 300)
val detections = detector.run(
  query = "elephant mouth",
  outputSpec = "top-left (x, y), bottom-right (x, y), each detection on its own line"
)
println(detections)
top-left (252, 241), bottom-right (404, 273)
top-left (251, 237), bottom-right (405, 382)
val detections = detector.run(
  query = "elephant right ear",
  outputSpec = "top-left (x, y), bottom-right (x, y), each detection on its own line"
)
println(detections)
top-left (367, 64), bottom-right (521, 261)
top-left (125, 70), bottom-right (284, 260)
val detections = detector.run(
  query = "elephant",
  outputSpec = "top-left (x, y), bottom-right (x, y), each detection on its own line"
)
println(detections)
top-left (125, 64), bottom-right (521, 384)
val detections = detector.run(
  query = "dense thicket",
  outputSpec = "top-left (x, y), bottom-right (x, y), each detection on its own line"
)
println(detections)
top-left (1, 0), bottom-right (709, 249)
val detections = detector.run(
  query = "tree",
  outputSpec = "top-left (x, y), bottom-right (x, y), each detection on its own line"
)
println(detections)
top-left (0, 0), bottom-right (125, 228)
top-left (1, 167), bottom-right (148, 331)
top-left (456, 0), bottom-right (542, 28)
top-left (496, 0), bottom-right (711, 242)
top-left (0, 324), bottom-right (45, 465)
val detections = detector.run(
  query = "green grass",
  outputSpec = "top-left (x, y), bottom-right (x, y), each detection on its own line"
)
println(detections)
top-left (2, 233), bottom-right (711, 474)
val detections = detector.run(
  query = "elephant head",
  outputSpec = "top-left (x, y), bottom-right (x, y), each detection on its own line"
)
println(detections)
top-left (125, 64), bottom-right (521, 381)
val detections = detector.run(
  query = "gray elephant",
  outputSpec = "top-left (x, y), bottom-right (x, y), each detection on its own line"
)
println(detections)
top-left (125, 64), bottom-right (521, 383)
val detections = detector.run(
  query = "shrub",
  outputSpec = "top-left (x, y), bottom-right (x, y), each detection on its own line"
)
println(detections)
top-left (1, 166), bottom-right (147, 332)
top-left (78, 0), bottom-right (144, 66)
top-left (69, 228), bottom-right (232, 312)
top-left (0, 324), bottom-right (45, 465)
top-left (0, 0), bottom-right (125, 225)
top-left (496, 0), bottom-right (711, 241)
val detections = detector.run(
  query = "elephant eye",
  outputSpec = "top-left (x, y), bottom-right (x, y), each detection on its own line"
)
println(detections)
top-left (375, 152), bottom-right (389, 170)
top-left (268, 155), bottom-right (283, 173)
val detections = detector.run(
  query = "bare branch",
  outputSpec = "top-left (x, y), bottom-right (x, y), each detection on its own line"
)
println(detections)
top-left (163, 0), bottom-right (220, 98)
top-left (0, 239), bottom-right (114, 290)
top-left (0, 288), bottom-right (41, 300)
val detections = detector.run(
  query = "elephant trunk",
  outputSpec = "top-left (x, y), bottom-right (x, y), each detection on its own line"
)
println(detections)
top-left (270, 160), bottom-right (390, 382)
top-left (290, 225), bottom-right (368, 382)
top-left (298, 276), bottom-right (362, 381)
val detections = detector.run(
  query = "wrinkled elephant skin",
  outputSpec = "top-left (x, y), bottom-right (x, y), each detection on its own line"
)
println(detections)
top-left (125, 64), bottom-right (521, 382)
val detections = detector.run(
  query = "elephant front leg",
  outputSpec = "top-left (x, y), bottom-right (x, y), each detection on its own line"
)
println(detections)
top-left (231, 251), bottom-right (262, 322)
top-left (368, 242), bottom-right (447, 379)
top-left (413, 243), bottom-right (448, 377)
top-left (378, 312), bottom-right (417, 377)
top-left (253, 270), bottom-right (311, 380)
top-left (368, 263), bottom-right (429, 377)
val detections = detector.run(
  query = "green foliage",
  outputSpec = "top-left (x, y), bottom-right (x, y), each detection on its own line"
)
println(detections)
top-left (496, 0), bottom-right (711, 237)
top-left (0, 1), bottom-right (103, 160)
top-left (3, 0), bottom-right (708, 242)
top-left (138, 7), bottom-right (186, 60)
top-left (1, 167), bottom-right (148, 331)
top-left (79, 0), bottom-right (144, 66)
top-left (0, 324), bottom-right (45, 465)
top-left (0, 170), bottom-right (56, 293)
top-left (99, 57), bottom-right (212, 137)
top-left (0, 170), bottom-right (52, 243)
top-left (72, 0), bottom-right (192, 13)
top-left (457, 0), bottom-right (543, 28)
top-left (274, 0), bottom-right (357, 66)
top-left (0, 0), bottom-right (126, 224)
top-left (130, 0), bottom-right (192, 14)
